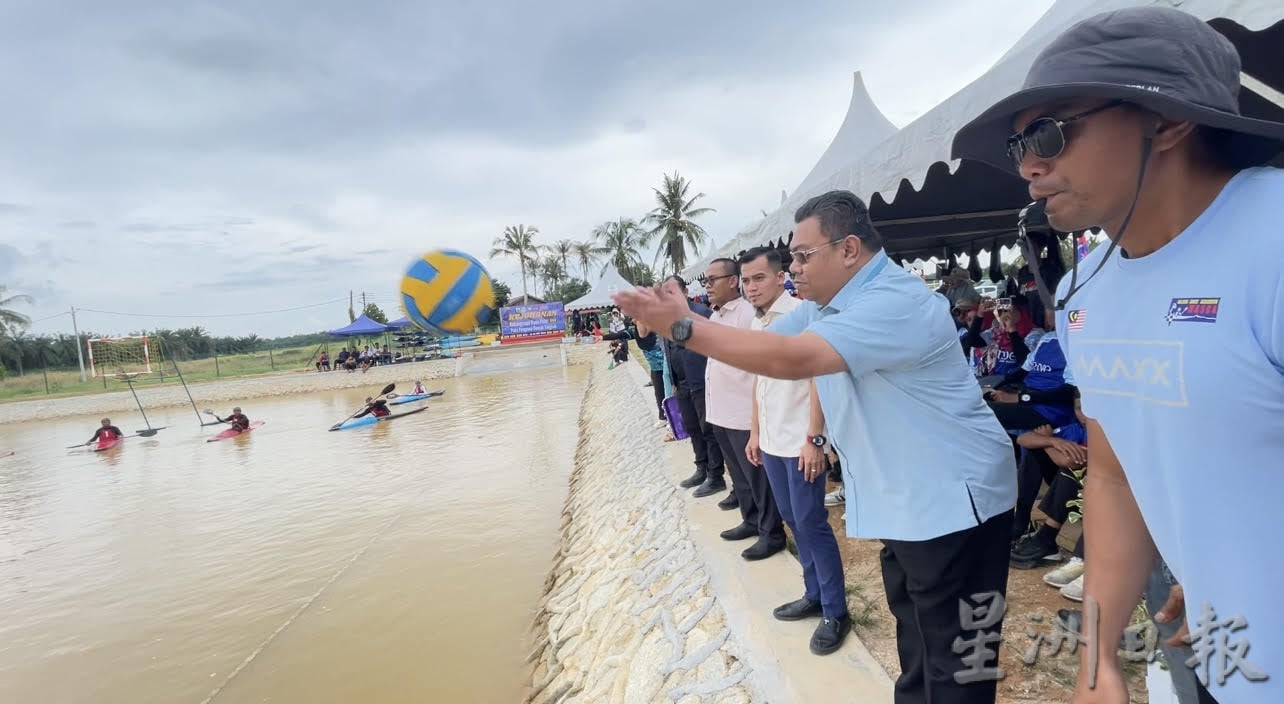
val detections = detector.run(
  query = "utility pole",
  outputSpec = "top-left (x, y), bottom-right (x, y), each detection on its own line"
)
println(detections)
top-left (70, 306), bottom-right (87, 383)
top-left (362, 291), bottom-right (368, 310)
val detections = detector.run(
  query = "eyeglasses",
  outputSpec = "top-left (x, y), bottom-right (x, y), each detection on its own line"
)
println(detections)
top-left (788, 239), bottom-right (844, 265)
top-left (1006, 100), bottom-right (1125, 169)
top-left (697, 273), bottom-right (737, 286)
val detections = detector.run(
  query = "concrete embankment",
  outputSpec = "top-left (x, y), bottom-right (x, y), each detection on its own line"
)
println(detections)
top-left (524, 358), bottom-right (759, 704)
top-left (525, 353), bottom-right (896, 704)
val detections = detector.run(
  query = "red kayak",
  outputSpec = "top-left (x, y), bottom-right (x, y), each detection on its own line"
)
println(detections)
top-left (207, 421), bottom-right (265, 443)
top-left (93, 435), bottom-right (123, 453)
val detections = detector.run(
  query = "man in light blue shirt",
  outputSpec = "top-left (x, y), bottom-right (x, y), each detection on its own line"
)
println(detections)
top-left (952, 7), bottom-right (1284, 703)
top-left (614, 190), bottom-right (1017, 704)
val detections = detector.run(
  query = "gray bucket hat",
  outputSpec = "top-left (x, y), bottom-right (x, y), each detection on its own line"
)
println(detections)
top-left (952, 6), bottom-right (1284, 174)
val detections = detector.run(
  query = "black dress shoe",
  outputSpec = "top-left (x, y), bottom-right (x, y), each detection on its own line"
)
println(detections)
top-left (810, 614), bottom-right (852, 655)
top-left (719, 523), bottom-right (758, 541)
top-left (692, 477), bottom-right (727, 498)
top-left (717, 491), bottom-right (739, 511)
top-left (679, 470), bottom-right (707, 489)
top-left (773, 597), bottom-right (823, 622)
top-left (741, 539), bottom-right (785, 561)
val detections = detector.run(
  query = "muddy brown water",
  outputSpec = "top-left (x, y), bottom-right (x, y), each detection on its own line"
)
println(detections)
top-left (0, 365), bottom-right (586, 703)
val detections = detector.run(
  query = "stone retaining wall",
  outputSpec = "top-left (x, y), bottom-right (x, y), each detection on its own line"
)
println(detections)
top-left (523, 357), bottom-right (760, 704)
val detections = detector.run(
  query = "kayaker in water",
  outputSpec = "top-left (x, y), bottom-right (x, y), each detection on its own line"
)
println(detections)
top-left (354, 397), bottom-right (391, 419)
top-left (212, 407), bottom-right (250, 432)
top-left (87, 418), bottom-right (123, 445)
top-left (387, 381), bottom-right (427, 400)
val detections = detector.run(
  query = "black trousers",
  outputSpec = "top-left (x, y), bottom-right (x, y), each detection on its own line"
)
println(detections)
top-left (712, 425), bottom-right (784, 546)
top-left (1014, 449), bottom-right (1058, 534)
top-left (649, 369), bottom-right (665, 416)
top-left (881, 511), bottom-right (1013, 704)
top-left (1038, 467), bottom-right (1080, 526)
top-left (674, 385), bottom-right (723, 479)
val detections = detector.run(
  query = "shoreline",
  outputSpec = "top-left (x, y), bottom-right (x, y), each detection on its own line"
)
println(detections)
top-left (0, 341), bottom-right (584, 424)
top-left (523, 353), bottom-right (894, 703)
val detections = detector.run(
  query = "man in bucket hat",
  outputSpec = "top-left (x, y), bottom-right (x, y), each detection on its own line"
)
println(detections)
top-left (955, 6), bottom-right (1283, 704)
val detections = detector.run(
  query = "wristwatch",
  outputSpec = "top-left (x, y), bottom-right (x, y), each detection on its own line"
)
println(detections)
top-left (671, 317), bottom-right (694, 347)
top-left (807, 434), bottom-right (827, 447)
top-left (1019, 393), bottom-right (1032, 403)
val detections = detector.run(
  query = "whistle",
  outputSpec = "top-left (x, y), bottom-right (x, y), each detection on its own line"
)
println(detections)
top-left (1017, 199), bottom-right (1048, 237)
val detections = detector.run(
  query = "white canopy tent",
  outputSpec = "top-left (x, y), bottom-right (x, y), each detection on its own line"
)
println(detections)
top-left (685, 72), bottom-right (899, 276)
top-left (564, 263), bottom-right (635, 311)
top-left (683, 0), bottom-right (1283, 278)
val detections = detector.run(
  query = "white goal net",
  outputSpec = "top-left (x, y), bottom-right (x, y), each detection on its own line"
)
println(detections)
top-left (87, 336), bottom-right (164, 379)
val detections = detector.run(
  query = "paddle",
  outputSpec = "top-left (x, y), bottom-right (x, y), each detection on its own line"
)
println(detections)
top-left (135, 428), bottom-right (166, 437)
top-left (329, 383), bottom-right (396, 431)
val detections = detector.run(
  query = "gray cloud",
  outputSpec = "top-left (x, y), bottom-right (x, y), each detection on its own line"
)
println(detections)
top-left (0, 0), bottom-right (1055, 336)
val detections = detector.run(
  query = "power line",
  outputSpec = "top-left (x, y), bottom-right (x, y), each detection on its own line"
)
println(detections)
top-left (30, 311), bottom-right (71, 323)
top-left (75, 298), bottom-right (348, 320)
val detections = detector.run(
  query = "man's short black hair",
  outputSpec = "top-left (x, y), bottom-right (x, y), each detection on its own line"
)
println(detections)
top-left (738, 246), bottom-right (783, 272)
top-left (794, 190), bottom-right (884, 251)
top-left (709, 257), bottom-right (739, 277)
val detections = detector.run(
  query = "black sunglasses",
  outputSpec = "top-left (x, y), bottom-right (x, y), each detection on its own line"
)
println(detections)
top-left (1006, 100), bottom-right (1126, 169)
top-left (697, 272), bottom-right (737, 286)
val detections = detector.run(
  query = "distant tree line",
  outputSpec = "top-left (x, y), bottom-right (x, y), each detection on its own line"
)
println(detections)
top-left (0, 324), bottom-right (339, 377)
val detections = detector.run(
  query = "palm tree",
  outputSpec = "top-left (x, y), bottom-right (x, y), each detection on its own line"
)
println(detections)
top-left (551, 240), bottom-right (575, 281)
top-left (489, 225), bottom-right (542, 298)
top-left (537, 255), bottom-right (566, 298)
top-left (0, 286), bottom-right (33, 331)
top-left (572, 238), bottom-right (609, 282)
top-left (643, 172), bottom-right (715, 276)
top-left (593, 218), bottom-right (648, 284)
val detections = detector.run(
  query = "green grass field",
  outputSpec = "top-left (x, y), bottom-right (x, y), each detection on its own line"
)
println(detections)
top-left (0, 345), bottom-right (322, 403)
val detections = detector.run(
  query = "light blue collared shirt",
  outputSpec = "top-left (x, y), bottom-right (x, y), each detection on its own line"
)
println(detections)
top-left (769, 251), bottom-right (1017, 541)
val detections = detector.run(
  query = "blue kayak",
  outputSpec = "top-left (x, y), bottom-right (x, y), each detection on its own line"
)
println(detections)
top-left (388, 389), bottom-right (446, 406)
top-left (329, 405), bottom-right (429, 431)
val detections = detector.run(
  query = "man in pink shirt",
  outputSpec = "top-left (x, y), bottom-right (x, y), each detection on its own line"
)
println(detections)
top-left (702, 257), bottom-right (786, 561)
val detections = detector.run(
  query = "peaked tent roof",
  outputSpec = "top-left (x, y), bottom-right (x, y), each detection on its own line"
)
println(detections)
top-left (685, 72), bottom-right (898, 277)
top-left (387, 316), bottom-right (414, 330)
top-left (682, 0), bottom-right (1283, 272)
top-left (794, 72), bottom-right (900, 195)
top-left (329, 313), bottom-right (392, 336)
top-left (565, 263), bottom-right (634, 311)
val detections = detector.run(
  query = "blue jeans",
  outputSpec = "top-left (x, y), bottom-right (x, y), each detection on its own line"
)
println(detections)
top-left (1146, 557), bottom-right (1202, 704)
top-left (760, 452), bottom-right (847, 617)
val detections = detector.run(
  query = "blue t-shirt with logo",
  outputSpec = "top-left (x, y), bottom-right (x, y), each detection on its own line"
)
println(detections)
top-left (1056, 166), bottom-right (1284, 703)
top-left (1020, 330), bottom-right (1076, 426)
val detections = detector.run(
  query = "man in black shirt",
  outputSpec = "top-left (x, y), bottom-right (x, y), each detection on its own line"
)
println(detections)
top-left (662, 276), bottom-right (727, 500)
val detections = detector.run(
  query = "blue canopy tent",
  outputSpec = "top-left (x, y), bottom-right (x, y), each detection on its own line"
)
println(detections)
top-left (328, 314), bottom-right (393, 336)
top-left (386, 316), bottom-right (415, 330)
top-left (325, 314), bottom-right (395, 366)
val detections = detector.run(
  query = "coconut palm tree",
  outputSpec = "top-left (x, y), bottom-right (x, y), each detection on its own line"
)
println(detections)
top-left (0, 286), bottom-right (33, 331)
top-left (551, 240), bottom-right (575, 277)
top-left (643, 172), bottom-right (715, 276)
top-left (489, 225), bottom-right (542, 298)
top-left (537, 255), bottom-right (566, 298)
top-left (572, 238), bottom-right (609, 282)
top-left (593, 218), bottom-right (648, 284)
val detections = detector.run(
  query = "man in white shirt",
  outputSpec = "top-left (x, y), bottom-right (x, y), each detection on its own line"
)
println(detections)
top-left (702, 257), bottom-right (786, 561)
top-left (740, 246), bottom-right (850, 656)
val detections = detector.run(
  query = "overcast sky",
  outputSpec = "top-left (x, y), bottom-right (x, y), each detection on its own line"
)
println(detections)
top-left (0, 0), bottom-right (1053, 338)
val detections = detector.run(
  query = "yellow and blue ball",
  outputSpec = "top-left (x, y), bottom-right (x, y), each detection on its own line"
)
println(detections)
top-left (400, 249), bottom-right (496, 334)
